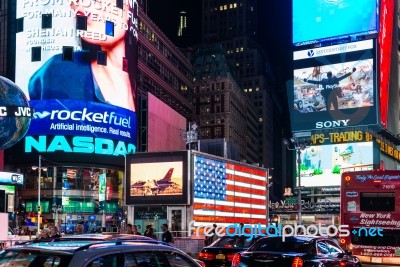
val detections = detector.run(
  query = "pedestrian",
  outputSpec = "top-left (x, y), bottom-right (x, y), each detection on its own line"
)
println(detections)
top-left (126, 224), bottom-right (134, 234)
top-left (161, 224), bottom-right (173, 245)
top-left (146, 227), bottom-right (157, 240)
top-left (132, 225), bottom-right (141, 235)
top-left (37, 228), bottom-right (50, 239)
top-left (49, 226), bottom-right (61, 238)
top-left (75, 222), bottom-right (85, 234)
top-left (144, 224), bottom-right (152, 236)
top-left (205, 224), bottom-right (218, 246)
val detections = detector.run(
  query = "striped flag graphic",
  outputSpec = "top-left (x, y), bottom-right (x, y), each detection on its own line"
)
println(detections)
top-left (193, 155), bottom-right (267, 226)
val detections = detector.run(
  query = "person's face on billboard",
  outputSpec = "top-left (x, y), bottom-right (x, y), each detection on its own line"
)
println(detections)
top-left (70, 0), bottom-right (128, 47)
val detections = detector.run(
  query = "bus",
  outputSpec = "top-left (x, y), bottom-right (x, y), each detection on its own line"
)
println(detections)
top-left (340, 170), bottom-right (400, 265)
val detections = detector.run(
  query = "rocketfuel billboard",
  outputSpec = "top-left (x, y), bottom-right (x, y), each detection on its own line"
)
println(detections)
top-left (15, 0), bottom-right (138, 159)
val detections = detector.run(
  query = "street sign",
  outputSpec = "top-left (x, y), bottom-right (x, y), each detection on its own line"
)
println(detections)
top-left (293, 131), bottom-right (311, 138)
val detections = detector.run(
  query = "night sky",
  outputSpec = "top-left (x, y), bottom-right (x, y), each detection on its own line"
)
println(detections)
top-left (146, 0), bottom-right (293, 84)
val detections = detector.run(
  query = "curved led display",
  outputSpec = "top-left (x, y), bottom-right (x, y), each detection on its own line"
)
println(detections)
top-left (15, 0), bottom-right (139, 159)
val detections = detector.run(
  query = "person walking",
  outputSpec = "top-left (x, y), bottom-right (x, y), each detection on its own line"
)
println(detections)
top-left (161, 224), bottom-right (174, 245)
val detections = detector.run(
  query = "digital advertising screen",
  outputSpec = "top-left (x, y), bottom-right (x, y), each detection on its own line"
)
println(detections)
top-left (0, 172), bottom-right (23, 185)
top-left (14, 0), bottom-right (139, 159)
top-left (125, 151), bottom-right (189, 205)
top-left (296, 141), bottom-right (374, 187)
top-left (293, 0), bottom-right (379, 46)
top-left (289, 39), bottom-right (378, 132)
top-left (147, 93), bottom-right (187, 152)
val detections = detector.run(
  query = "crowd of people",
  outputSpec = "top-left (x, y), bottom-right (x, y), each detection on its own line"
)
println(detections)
top-left (15, 222), bottom-right (175, 246)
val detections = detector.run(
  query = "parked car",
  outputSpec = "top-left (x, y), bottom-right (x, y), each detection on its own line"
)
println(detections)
top-left (199, 235), bottom-right (262, 267)
top-left (231, 236), bottom-right (362, 267)
top-left (1, 237), bottom-right (205, 267)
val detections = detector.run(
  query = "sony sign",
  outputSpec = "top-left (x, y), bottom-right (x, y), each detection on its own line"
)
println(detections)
top-left (316, 119), bottom-right (350, 129)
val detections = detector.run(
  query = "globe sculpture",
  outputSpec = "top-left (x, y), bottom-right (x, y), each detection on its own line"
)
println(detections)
top-left (0, 76), bottom-right (32, 149)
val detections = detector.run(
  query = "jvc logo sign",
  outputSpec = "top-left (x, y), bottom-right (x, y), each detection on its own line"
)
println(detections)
top-left (0, 106), bottom-right (33, 117)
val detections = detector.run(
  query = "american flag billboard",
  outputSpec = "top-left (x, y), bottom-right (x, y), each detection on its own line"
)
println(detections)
top-left (193, 155), bottom-right (268, 226)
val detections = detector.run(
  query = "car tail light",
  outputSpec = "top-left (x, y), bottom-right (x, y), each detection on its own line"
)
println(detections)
top-left (292, 257), bottom-right (303, 267)
top-left (227, 253), bottom-right (235, 261)
top-left (198, 252), bottom-right (215, 261)
top-left (231, 253), bottom-right (241, 267)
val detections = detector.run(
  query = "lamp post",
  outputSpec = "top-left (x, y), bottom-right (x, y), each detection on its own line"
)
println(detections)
top-left (283, 132), bottom-right (311, 225)
top-left (180, 122), bottom-right (199, 150)
top-left (51, 204), bottom-right (63, 228)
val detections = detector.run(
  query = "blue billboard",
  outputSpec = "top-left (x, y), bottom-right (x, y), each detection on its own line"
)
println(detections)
top-left (13, 1), bottom-right (139, 161)
top-left (293, 0), bottom-right (379, 46)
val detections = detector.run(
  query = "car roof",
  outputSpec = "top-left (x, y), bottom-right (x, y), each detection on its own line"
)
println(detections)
top-left (8, 240), bottom-right (180, 255)
top-left (16, 233), bottom-right (159, 245)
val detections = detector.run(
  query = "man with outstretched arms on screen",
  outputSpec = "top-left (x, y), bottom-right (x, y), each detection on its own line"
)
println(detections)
top-left (303, 67), bottom-right (356, 110)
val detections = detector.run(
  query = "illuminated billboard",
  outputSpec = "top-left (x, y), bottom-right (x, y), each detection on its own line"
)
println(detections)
top-left (293, 0), bottom-right (379, 46)
top-left (193, 154), bottom-right (268, 225)
top-left (126, 151), bottom-right (189, 205)
top-left (15, 0), bottom-right (138, 158)
top-left (147, 93), bottom-right (186, 151)
top-left (296, 141), bottom-right (374, 187)
top-left (378, 0), bottom-right (395, 129)
top-left (289, 39), bottom-right (378, 132)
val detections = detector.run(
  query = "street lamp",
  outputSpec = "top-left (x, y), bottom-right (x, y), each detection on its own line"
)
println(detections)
top-left (180, 122), bottom-right (199, 150)
top-left (32, 155), bottom-right (47, 233)
top-left (51, 204), bottom-right (63, 228)
top-left (283, 132), bottom-right (311, 225)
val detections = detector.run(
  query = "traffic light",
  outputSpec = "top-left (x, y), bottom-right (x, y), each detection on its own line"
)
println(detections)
top-left (37, 205), bottom-right (41, 213)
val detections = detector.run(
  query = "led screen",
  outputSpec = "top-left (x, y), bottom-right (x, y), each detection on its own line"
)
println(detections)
top-left (289, 39), bottom-right (378, 132)
top-left (15, 0), bottom-right (139, 158)
top-left (126, 151), bottom-right (189, 205)
top-left (192, 155), bottom-right (268, 225)
top-left (296, 141), bottom-right (374, 187)
top-left (293, 0), bottom-right (379, 46)
top-left (147, 93), bottom-right (186, 151)
top-left (0, 172), bottom-right (23, 185)
top-left (378, 0), bottom-right (395, 128)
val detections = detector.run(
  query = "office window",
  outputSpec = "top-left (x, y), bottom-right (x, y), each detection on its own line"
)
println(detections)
top-left (31, 47), bottom-right (41, 62)
top-left (62, 46), bottom-right (74, 61)
top-left (76, 15), bottom-right (87, 30)
top-left (105, 21), bottom-right (114, 36)
top-left (116, 0), bottom-right (123, 9)
top-left (16, 18), bottom-right (24, 32)
top-left (122, 57), bottom-right (128, 72)
top-left (97, 51), bottom-right (107, 65)
top-left (42, 14), bottom-right (52, 29)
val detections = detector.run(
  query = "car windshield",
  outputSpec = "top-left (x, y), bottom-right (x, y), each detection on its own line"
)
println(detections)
top-left (249, 238), bottom-right (311, 253)
top-left (213, 236), bottom-right (254, 248)
top-left (0, 250), bottom-right (73, 267)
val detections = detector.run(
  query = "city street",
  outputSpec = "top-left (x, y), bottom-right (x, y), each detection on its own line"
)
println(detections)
top-left (364, 265), bottom-right (399, 267)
